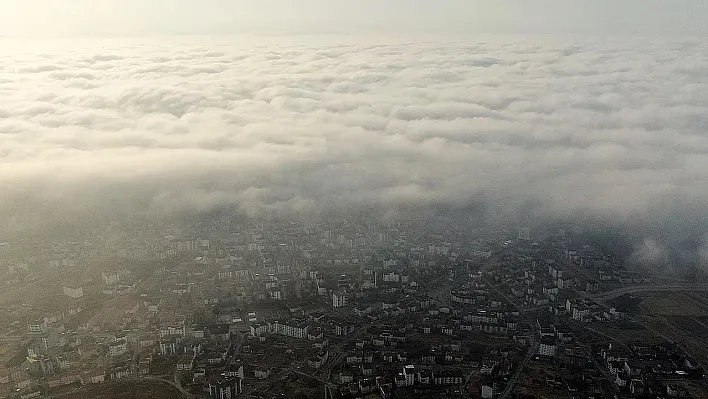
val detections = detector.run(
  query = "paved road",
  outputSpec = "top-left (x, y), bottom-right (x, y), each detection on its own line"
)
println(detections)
top-left (170, 371), bottom-right (193, 398)
top-left (319, 326), bottom-right (370, 381)
top-left (242, 356), bottom-right (314, 398)
top-left (241, 325), bottom-right (370, 398)
top-left (47, 376), bottom-right (192, 399)
top-left (0, 269), bottom-right (65, 302)
top-left (293, 370), bottom-right (336, 386)
top-left (498, 334), bottom-right (538, 399)
top-left (481, 277), bottom-right (522, 310)
top-left (0, 328), bottom-right (23, 342)
top-left (576, 338), bottom-right (618, 395)
top-left (542, 245), bottom-right (593, 282)
top-left (142, 375), bottom-right (193, 398)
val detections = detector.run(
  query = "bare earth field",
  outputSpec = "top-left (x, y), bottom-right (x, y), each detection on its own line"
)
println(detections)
top-left (629, 292), bottom-right (708, 370)
top-left (594, 292), bottom-right (708, 395)
top-left (639, 293), bottom-right (708, 317)
top-left (56, 380), bottom-right (185, 399)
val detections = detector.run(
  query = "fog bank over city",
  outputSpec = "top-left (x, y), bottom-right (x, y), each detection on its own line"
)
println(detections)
top-left (1, 35), bottom-right (708, 271)
top-left (6, 5), bottom-right (708, 399)
top-left (2, 1), bottom-right (708, 272)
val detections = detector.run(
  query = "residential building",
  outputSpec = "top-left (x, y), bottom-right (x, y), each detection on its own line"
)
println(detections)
top-left (28, 320), bottom-right (47, 334)
top-left (332, 291), bottom-right (348, 308)
top-left (538, 337), bottom-right (557, 357)
top-left (208, 377), bottom-right (242, 399)
top-left (62, 285), bottom-right (84, 299)
top-left (109, 339), bottom-right (128, 356)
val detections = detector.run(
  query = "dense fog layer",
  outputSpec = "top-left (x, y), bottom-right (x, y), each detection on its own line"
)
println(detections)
top-left (2, 36), bottom-right (708, 270)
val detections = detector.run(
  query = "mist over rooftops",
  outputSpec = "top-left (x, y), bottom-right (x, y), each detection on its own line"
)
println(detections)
top-left (1, 2), bottom-right (708, 271)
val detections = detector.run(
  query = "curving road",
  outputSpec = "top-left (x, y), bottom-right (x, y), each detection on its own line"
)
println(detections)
top-left (591, 284), bottom-right (708, 302)
top-left (498, 335), bottom-right (538, 399)
top-left (144, 375), bottom-right (193, 398)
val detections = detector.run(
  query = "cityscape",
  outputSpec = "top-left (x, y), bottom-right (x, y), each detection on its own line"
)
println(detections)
top-left (1, 215), bottom-right (707, 398)
top-left (2, 1), bottom-right (708, 398)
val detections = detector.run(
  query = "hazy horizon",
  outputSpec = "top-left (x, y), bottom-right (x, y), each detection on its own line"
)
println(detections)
top-left (1, 1), bottom-right (708, 37)
top-left (2, 2), bottom-right (708, 271)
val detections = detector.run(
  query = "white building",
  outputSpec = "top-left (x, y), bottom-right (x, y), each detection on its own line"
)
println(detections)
top-left (254, 368), bottom-right (271, 379)
top-left (208, 377), bottom-right (242, 399)
top-left (81, 371), bottom-right (106, 384)
top-left (177, 350), bottom-right (196, 371)
top-left (159, 325), bottom-right (186, 338)
top-left (482, 383), bottom-right (497, 399)
top-left (159, 340), bottom-right (178, 355)
top-left (332, 291), bottom-right (348, 308)
top-left (249, 324), bottom-right (269, 337)
top-left (480, 361), bottom-right (497, 375)
top-left (518, 227), bottom-right (531, 240)
top-left (382, 272), bottom-right (400, 283)
top-left (402, 365), bottom-right (416, 387)
top-left (28, 319), bottom-right (47, 334)
top-left (433, 371), bottom-right (464, 385)
top-left (109, 339), bottom-right (128, 356)
top-left (538, 338), bottom-right (557, 357)
top-left (572, 307), bottom-right (591, 322)
top-left (223, 363), bottom-right (244, 379)
top-left (268, 321), bottom-right (308, 339)
top-left (102, 269), bottom-right (129, 285)
top-left (62, 286), bottom-right (84, 299)
top-left (250, 321), bottom-right (308, 339)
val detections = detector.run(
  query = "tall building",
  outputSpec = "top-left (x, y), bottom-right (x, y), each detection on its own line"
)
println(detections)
top-left (332, 291), bottom-right (348, 308)
top-left (518, 227), bottom-right (531, 241)
top-left (402, 365), bottom-right (416, 387)
top-left (538, 337), bottom-right (557, 357)
top-left (209, 376), bottom-right (242, 399)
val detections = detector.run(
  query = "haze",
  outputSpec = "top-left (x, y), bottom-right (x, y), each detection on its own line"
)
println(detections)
top-left (2, 0), bottom-right (708, 37)
top-left (1, 1), bottom-right (708, 270)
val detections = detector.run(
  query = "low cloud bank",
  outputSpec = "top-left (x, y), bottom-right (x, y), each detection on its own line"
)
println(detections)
top-left (1, 36), bottom-right (708, 270)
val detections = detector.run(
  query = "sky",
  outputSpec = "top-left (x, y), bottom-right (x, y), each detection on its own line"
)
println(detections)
top-left (1, 0), bottom-right (708, 37)
top-left (1, 2), bottom-right (708, 270)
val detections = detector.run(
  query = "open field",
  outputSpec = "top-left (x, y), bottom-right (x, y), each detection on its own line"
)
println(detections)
top-left (666, 316), bottom-right (708, 344)
top-left (582, 291), bottom-right (708, 371)
top-left (588, 321), bottom-right (664, 346)
top-left (617, 291), bottom-right (708, 368)
top-left (53, 380), bottom-right (185, 399)
top-left (638, 292), bottom-right (708, 317)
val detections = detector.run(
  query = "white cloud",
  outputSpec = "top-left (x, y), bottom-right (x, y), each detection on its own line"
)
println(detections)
top-left (631, 238), bottom-right (669, 266)
top-left (1, 35), bottom-right (708, 241)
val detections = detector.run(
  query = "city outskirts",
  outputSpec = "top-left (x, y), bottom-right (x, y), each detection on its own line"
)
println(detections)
top-left (1, 1), bottom-right (708, 398)
top-left (1, 218), bottom-right (706, 398)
